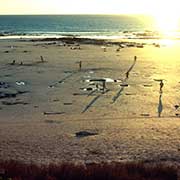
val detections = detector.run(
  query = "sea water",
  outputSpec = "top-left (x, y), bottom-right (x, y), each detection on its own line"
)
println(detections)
top-left (0, 15), bottom-right (180, 39)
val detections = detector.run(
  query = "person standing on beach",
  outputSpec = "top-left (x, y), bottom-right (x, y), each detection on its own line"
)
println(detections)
top-left (102, 80), bottom-right (106, 93)
top-left (125, 71), bottom-right (129, 78)
top-left (160, 80), bottom-right (164, 93)
top-left (79, 61), bottom-right (82, 71)
top-left (134, 56), bottom-right (137, 62)
top-left (40, 56), bottom-right (44, 63)
top-left (11, 60), bottom-right (16, 65)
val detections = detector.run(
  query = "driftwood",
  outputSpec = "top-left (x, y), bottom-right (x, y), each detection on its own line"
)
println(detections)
top-left (64, 103), bottom-right (72, 105)
top-left (73, 93), bottom-right (89, 96)
top-left (43, 112), bottom-right (65, 115)
top-left (2, 101), bottom-right (29, 105)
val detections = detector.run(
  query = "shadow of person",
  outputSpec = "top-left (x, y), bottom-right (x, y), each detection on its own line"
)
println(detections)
top-left (158, 93), bottom-right (163, 117)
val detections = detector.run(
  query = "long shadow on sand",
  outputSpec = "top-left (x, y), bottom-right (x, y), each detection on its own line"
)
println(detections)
top-left (158, 92), bottom-right (163, 117)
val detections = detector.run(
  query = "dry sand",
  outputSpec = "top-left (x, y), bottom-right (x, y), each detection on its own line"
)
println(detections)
top-left (0, 38), bottom-right (180, 168)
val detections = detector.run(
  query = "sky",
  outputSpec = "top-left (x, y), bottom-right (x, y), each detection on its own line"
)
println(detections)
top-left (0, 0), bottom-right (180, 16)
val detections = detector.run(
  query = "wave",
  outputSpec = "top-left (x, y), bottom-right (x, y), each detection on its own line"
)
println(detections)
top-left (1, 30), bottom-right (180, 40)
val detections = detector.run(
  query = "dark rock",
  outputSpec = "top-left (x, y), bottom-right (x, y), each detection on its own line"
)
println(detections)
top-left (0, 91), bottom-right (28, 99)
top-left (143, 84), bottom-right (152, 87)
top-left (174, 105), bottom-right (179, 109)
top-left (120, 84), bottom-right (128, 87)
top-left (75, 131), bottom-right (98, 138)
top-left (0, 92), bottom-right (16, 98)
top-left (0, 82), bottom-right (10, 88)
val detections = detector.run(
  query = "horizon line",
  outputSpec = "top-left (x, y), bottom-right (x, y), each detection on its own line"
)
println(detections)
top-left (0, 13), bottom-right (152, 16)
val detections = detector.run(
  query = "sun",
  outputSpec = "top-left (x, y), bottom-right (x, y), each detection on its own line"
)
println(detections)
top-left (151, 0), bottom-right (180, 33)
top-left (154, 13), bottom-right (180, 33)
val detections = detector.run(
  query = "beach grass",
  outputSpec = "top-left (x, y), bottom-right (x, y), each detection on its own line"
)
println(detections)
top-left (0, 160), bottom-right (177, 180)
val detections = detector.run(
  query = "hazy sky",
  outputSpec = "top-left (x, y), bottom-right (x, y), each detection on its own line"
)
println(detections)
top-left (0, 0), bottom-right (179, 15)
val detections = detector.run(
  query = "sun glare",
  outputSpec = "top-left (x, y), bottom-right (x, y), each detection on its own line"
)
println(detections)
top-left (151, 0), bottom-right (180, 34)
top-left (156, 16), bottom-right (179, 32)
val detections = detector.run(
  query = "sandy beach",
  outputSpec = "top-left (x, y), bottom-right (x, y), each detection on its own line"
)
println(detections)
top-left (0, 38), bottom-right (180, 170)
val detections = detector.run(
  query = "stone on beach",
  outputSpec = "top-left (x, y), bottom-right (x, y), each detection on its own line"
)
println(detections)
top-left (75, 131), bottom-right (98, 138)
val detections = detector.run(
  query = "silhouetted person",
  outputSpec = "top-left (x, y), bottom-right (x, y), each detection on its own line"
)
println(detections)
top-left (11, 60), bottom-right (15, 65)
top-left (134, 56), bottom-right (137, 62)
top-left (160, 80), bottom-right (164, 93)
top-left (40, 56), bottom-right (44, 62)
top-left (102, 46), bottom-right (106, 52)
top-left (102, 80), bottom-right (106, 93)
top-left (79, 61), bottom-right (82, 71)
top-left (126, 71), bottom-right (129, 78)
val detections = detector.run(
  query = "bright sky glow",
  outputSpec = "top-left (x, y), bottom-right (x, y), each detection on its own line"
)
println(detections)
top-left (152, 1), bottom-right (180, 32)
top-left (0, 0), bottom-right (179, 15)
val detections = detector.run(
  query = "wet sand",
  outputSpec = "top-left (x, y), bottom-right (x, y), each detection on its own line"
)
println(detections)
top-left (0, 38), bottom-right (180, 169)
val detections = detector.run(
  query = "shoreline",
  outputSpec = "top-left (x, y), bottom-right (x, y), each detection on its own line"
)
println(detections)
top-left (0, 35), bottom-right (178, 49)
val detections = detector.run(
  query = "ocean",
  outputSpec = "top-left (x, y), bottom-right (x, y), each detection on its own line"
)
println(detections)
top-left (0, 15), bottom-right (179, 39)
